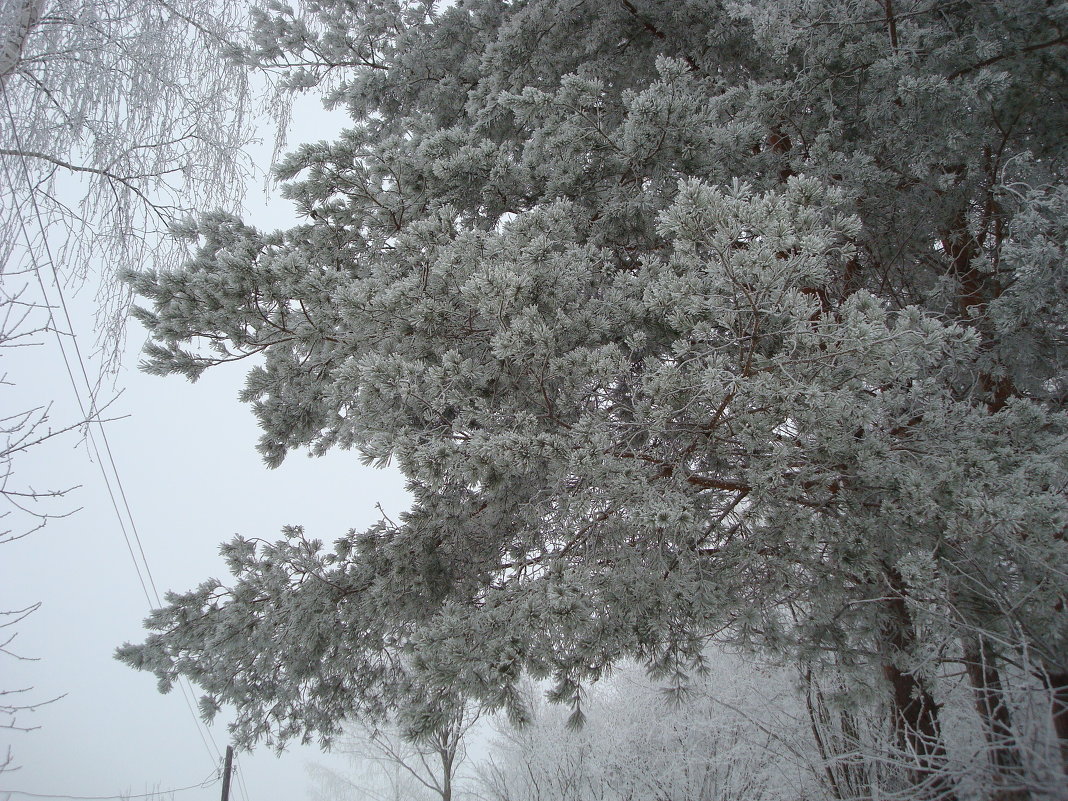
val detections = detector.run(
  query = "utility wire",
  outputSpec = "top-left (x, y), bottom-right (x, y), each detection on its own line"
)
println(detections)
top-left (231, 752), bottom-right (251, 801)
top-left (0, 97), bottom-right (155, 610)
top-left (238, 752), bottom-right (253, 801)
top-left (0, 769), bottom-right (219, 800)
top-left (1, 92), bottom-right (161, 608)
top-left (1, 93), bottom-right (225, 771)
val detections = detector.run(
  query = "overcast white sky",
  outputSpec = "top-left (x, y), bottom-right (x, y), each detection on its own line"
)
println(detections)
top-left (0, 96), bottom-right (413, 801)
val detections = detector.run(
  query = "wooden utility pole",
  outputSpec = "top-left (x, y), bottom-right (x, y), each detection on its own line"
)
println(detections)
top-left (220, 745), bottom-right (234, 801)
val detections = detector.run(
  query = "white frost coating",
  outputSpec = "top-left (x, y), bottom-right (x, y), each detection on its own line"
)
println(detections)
top-left (0, 0), bottom-right (294, 369)
top-left (116, 1), bottom-right (1068, 797)
top-left (0, 0), bottom-right (44, 81)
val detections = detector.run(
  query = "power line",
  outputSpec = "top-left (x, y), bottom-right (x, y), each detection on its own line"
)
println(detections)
top-left (0, 99), bottom-right (154, 610)
top-left (1, 94), bottom-right (161, 609)
top-left (0, 769), bottom-right (219, 800)
top-left (1, 93), bottom-right (225, 771)
top-left (232, 752), bottom-right (251, 801)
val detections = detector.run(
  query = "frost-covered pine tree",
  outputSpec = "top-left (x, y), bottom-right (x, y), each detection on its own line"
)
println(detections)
top-left (118, 2), bottom-right (1068, 798)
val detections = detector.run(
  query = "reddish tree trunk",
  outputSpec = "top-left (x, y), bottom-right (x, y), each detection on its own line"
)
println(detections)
top-left (882, 571), bottom-right (957, 800)
top-left (962, 635), bottom-right (1030, 801)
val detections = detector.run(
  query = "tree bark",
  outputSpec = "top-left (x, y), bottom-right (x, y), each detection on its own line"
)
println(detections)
top-left (0, 0), bottom-right (44, 82)
top-left (804, 669), bottom-right (872, 800)
top-left (882, 569), bottom-right (957, 800)
top-left (962, 635), bottom-right (1030, 801)
top-left (436, 721), bottom-right (457, 801)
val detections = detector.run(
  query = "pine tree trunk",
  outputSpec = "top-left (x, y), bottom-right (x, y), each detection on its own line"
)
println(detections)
top-left (804, 670), bottom-right (847, 800)
top-left (804, 669), bottom-right (873, 800)
top-left (882, 571), bottom-right (957, 800)
top-left (962, 635), bottom-right (1030, 801)
top-left (439, 743), bottom-right (454, 801)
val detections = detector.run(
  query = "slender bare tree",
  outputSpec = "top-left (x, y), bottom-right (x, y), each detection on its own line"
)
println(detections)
top-left (0, 0), bottom-right (281, 369)
top-left (0, 0), bottom-right (304, 773)
top-left (309, 703), bottom-right (482, 801)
